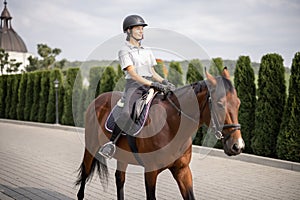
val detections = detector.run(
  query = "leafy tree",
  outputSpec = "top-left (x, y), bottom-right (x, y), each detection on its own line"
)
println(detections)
top-left (167, 61), bottom-right (184, 87)
top-left (38, 71), bottom-right (51, 122)
top-left (100, 66), bottom-right (116, 94)
top-left (277, 52), bottom-right (300, 162)
top-left (186, 59), bottom-right (204, 84)
top-left (234, 56), bottom-right (256, 153)
top-left (46, 69), bottom-right (63, 123)
top-left (17, 73), bottom-right (28, 120)
top-left (25, 44), bottom-right (65, 72)
top-left (26, 55), bottom-right (40, 72)
top-left (37, 44), bottom-right (61, 69)
top-left (0, 48), bottom-right (9, 75)
top-left (30, 71), bottom-right (42, 121)
top-left (0, 75), bottom-right (7, 117)
top-left (252, 53), bottom-right (286, 157)
top-left (209, 57), bottom-right (223, 76)
top-left (6, 58), bottom-right (22, 74)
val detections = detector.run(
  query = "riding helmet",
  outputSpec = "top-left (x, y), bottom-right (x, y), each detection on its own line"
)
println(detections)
top-left (123, 15), bottom-right (148, 32)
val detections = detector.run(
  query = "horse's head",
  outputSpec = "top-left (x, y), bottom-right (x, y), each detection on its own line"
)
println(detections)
top-left (205, 67), bottom-right (245, 156)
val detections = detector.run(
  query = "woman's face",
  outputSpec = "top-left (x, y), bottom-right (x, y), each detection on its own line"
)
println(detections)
top-left (130, 26), bottom-right (144, 40)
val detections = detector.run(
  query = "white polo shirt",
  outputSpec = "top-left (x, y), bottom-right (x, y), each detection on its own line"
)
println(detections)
top-left (118, 42), bottom-right (157, 79)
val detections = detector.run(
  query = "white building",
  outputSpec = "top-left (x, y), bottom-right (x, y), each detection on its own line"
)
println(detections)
top-left (0, 0), bottom-right (33, 74)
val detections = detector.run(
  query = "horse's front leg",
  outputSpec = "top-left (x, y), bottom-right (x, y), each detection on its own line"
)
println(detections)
top-left (144, 170), bottom-right (159, 200)
top-left (170, 165), bottom-right (195, 200)
top-left (115, 161), bottom-right (128, 200)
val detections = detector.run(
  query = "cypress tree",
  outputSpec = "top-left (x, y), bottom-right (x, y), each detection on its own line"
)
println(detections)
top-left (46, 69), bottom-right (63, 123)
top-left (77, 87), bottom-right (88, 127)
top-left (185, 59), bottom-right (204, 146)
top-left (24, 73), bottom-right (35, 121)
top-left (167, 61), bottom-right (184, 87)
top-left (17, 73), bottom-right (28, 120)
top-left (234, 56), bottom-right (256, 153)
top-left (5, 75), bottom-right (13, 118)
top-left (277, 52), bottom-right (300, 162)
top-left (114, 64), bottom-right (125, 92)
top-left (0, 75), bottom-right (7, 117)
top-left (9, 74), bottom-right (21, 119)
top-left (30, 71), bottom-right (42, 121)
top-left (62, 68), bottom-right (80, 126)
top-left (209, 57), bottom-right (223, 76)
top-left (252, 53), bottom-right (286, 157)
top-left (186, 59), bottom-right (204, 84)
top-left (38, 71), bottom-right (51, 122)
top-left (87, 66), bottom-right (104, 105)
top-left (73, 69), bottom-right (83, 127)
top-left (100, 66), bottom-right (116, 94)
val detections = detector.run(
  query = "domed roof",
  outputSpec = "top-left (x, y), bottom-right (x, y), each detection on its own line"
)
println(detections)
top-left (0, 1), bottom-right (27, 53)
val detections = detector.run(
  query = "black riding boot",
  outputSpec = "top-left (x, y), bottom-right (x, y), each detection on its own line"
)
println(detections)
top-left (98, 124), bottom-right (123, 159)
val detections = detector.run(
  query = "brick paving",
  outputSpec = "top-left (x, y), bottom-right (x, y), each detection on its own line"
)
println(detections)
top-left (0, 122), bottom-right (299, 200)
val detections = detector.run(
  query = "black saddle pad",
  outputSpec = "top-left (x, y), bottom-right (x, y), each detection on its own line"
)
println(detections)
top-left (105, 96), bottom-right (155, 136)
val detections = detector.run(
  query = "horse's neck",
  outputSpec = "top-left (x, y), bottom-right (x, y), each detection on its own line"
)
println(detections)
top-left (168, 85), bottom-right (208, 126)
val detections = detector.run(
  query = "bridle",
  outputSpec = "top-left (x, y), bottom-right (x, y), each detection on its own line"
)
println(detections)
top-left (166, 81), bottom-right (241, 142)
top-left (208, 96), bottom-right (241, 141)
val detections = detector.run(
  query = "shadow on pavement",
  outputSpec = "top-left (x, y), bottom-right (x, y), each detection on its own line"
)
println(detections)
top-left (0, 184), bottom-right (73, 200)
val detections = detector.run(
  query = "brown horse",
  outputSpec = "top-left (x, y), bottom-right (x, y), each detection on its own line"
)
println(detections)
top-left (76, 68), bottom-right (244, 200)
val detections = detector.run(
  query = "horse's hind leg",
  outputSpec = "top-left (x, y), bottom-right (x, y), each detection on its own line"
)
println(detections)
top-left (144, 170), bottom-right (159, 200)
top-left (169, 165), bottom-right (195, 200)
top-left (115, 161), bottom-right (128, 200)
top-left (76, 149), bottom-right (94, 200)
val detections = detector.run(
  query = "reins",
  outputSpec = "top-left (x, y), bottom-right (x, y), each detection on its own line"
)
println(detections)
top-left (166, 95), bottom-right (200, 124)
top-left (166, 81), bottom-right (241, 141)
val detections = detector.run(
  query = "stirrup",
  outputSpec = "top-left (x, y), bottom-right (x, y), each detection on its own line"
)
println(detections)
top-left (98, 141), bottom-right (116, 159)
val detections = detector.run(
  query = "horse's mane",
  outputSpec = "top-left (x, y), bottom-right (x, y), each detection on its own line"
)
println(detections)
top-left (174, 76), bottom-right (234, 95)
top-left (217, 76), bottom-right (235, 93)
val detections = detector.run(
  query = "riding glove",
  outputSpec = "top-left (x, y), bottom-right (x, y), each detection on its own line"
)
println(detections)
top-left (151, 82), bottom-right (168, 93)
top-left (162, 79), bottom-right (176, 91)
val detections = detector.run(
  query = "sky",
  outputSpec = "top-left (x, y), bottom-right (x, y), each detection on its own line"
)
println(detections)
top-left (6, 0), bottom-right (300, 67)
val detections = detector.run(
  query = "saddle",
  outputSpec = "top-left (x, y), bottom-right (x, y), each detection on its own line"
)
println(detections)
top-left (105, 89), bottom-right (157, 136)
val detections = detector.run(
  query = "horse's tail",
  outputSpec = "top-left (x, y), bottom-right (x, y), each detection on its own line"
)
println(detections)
top-left (75, 149), bottom-right (109, 189)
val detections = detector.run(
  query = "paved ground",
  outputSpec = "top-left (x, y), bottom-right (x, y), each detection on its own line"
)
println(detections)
top-left (0, 122), bottom-right (299, 200)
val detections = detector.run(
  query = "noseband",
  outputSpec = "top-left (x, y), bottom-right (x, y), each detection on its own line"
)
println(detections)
top-left (208, 96), bottom-right (241, 141)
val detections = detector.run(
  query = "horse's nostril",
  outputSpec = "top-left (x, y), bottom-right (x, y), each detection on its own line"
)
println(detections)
top-left (232, 143), bottom-right (239, 152)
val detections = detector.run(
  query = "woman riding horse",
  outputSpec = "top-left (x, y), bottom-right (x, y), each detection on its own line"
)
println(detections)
top-left (76, 15), bottom-right (245, 200)
top-left (99, 15), bottom-right (175, 159)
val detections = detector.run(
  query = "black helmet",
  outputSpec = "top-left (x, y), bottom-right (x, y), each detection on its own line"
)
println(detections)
top-left (123, 15), bottom-right (148, 32)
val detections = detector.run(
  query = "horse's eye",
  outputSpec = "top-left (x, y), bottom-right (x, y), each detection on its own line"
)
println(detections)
top-left (217, 101), bottom-right (225, 109)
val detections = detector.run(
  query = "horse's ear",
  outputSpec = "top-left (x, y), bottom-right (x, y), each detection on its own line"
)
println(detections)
top-left (205, 67), bottom-right (217, 86)
top-left (222, 67), bottom-right (230, 80)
